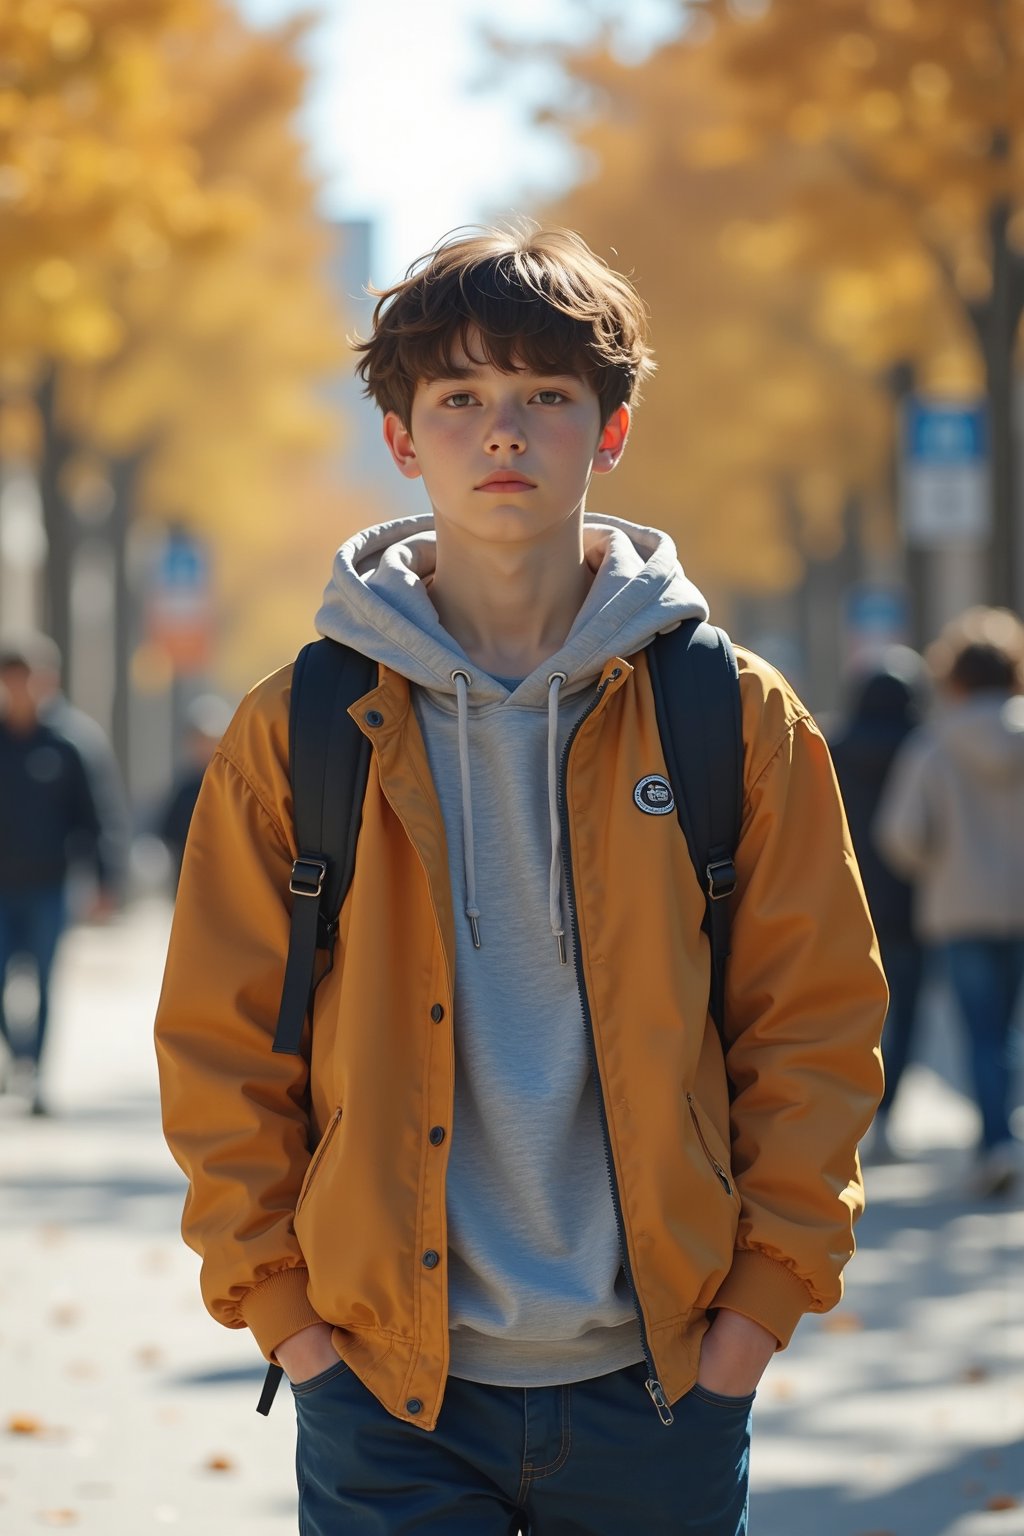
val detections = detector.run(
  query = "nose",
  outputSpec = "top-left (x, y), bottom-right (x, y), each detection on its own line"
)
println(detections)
top-left (486, 405), bottom-right (525, 455)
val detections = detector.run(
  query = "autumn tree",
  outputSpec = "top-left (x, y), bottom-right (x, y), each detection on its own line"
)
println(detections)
top-left (0, 0), bottom-right (351, 760)
top-left (692, 0), bottom-right (1024, 606)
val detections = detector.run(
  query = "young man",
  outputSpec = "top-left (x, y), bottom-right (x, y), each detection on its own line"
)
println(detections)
top-left (155, 226), bottom-right (887, 1535)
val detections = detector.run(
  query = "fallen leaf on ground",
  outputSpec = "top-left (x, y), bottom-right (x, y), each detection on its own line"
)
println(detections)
top-left (962, 1365), bottom-right (989, 1383)
top-left (36, 1511), bottom-right (78, 1526)
top-left (135, 1346), bottom-right (162, 1369)
top-left (204, 1454), bottom-right (234, 1473)
top-left (7, 1415), bottom-right (44, 1436)
top-left (49, 1305), bottom-right (79, 1329)
top-left (987, 1495), bottom-right (1020, 1511)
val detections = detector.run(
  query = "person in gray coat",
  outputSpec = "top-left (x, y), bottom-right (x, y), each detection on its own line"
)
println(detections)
top-left (875, 608), bottom-right (1024, 1196)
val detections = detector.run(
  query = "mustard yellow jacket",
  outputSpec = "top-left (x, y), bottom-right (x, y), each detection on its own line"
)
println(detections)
top-left (154, 645), bottom-right (887, 1430)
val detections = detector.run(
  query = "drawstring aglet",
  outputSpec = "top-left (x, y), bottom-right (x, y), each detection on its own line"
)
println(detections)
top-left (555, 932), bottom-right (567, 965)
top-left (469, 915), bottom-right (482, 949)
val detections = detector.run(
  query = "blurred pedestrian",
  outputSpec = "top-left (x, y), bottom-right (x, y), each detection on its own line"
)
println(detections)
top-left (830, 648), bottom-right (929, 1160)
top-left (31, 633), bottom-right (132, 911)
top-left (0, 638), bottom-right (114, 1115)
top-left (157, 694), bottom-right (233, 887)
top-left (876, 608), bottom-right (1024, 1196)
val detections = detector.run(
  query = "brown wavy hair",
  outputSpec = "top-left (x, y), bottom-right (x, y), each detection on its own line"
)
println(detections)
top-left (352, 224), bottom-right (656, 428)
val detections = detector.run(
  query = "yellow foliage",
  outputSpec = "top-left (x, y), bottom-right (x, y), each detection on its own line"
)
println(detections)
top-left (0, 0), bottom-right (360, 689)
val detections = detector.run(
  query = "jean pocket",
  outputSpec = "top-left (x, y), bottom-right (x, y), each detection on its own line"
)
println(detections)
top-left (290, 1357), bottom-right (351, 1398)
top-left (688, 1381), bottom-right (756, 1411)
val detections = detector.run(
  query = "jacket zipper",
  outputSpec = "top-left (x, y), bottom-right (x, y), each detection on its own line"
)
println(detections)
top-left (559, 668), bottom-right (674, 1428)
top-left (297, 1106), bottom-right (342, 1212)
top-left (686, 1094), bottom-right (732, 1196)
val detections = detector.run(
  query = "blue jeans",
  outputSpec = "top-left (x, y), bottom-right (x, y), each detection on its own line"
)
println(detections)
top-left (944, 938), bottom-right (1024, 1151)
top-left (0, 886), bottom-right (67, 1068)
top-left (292, 1359), bottom-right (753, 1535)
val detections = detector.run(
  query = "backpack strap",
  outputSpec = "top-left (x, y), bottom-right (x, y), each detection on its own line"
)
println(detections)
top-left (259, 639), bottom-right (376, 1417)
top-left (272, 638), bottom-right (376, 1056)
top-left (648, 620), bottom-right (743, 1039)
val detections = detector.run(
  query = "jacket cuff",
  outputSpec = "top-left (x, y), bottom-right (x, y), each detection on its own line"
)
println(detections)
top-left (239, 1267), bottom-right (324, 1360)
top-left (711, 1249), bottom-right (813, 1348)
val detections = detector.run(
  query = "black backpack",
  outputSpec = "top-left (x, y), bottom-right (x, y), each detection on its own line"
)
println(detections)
top-left (256, 616), bottom-right (742, 1414)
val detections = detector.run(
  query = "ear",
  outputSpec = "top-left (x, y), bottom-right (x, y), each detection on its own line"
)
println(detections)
top-left (382, 411), bottom-right (422, 480)
top-left (592, 404), bottom-right (630, 475)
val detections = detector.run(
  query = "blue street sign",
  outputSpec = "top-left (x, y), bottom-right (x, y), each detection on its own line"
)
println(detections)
top-left (902, 399), bottom-right (990, 544)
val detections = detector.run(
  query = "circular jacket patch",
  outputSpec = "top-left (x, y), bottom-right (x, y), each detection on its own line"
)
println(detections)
top-left (633, 774), bottom-right (675, 816)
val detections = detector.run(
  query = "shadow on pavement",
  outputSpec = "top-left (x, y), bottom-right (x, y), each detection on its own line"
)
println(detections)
top-left (753, 1437), bottom-right (1024, 1536)
top-left (168, 1362), bottom-right (270, 1390)
top-left (0, 1167), bottom-right (185, 1227)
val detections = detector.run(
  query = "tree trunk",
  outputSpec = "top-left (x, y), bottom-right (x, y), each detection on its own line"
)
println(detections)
top-left (35, 368), bottom-right (76, 687)
top-left (984, 198), bottom-right (1022, 610)
top-left (109, 452), bottom-right (143, 787)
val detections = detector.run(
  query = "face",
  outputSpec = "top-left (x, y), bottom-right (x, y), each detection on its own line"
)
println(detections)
top-left (0, 663), bottom-right (35, 723)
top-left (382, 339), bottom-right (630, 549)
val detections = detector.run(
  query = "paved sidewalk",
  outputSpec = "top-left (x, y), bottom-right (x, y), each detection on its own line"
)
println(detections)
top-left (0, 898), bottom-right (1022, 1534)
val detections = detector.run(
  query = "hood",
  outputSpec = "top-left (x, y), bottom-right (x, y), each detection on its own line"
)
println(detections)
top-left (315, 512), bottom-right (708, 704)
top-left (937, 693), bottom-right (1024, 784)
top-left (315, 511), bottom-right (708, 961)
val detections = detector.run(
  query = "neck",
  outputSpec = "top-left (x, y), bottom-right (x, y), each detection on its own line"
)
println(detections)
top-left (428, 516), bottom-right (593, 678)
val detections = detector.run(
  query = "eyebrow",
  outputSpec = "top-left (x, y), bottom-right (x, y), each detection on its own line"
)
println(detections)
top-left (430, 367), bottom-right (579, 384)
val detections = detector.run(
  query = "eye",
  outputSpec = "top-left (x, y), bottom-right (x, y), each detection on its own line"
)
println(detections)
top-left (442, 392), bottom-right (476, 408)
top-left (533, 389), bottom-right (567, 405)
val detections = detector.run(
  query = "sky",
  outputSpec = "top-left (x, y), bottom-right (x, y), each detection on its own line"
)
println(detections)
top-left (234, 0), bottom-right (681, 286)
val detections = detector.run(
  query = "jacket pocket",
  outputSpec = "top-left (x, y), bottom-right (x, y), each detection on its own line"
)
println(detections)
top-left (296, 1106), bottom-right (343, 1214)
top-left (686, 1093), bottom-right (736, 1200)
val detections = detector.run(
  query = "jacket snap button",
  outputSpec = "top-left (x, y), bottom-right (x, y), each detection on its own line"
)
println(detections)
top-left (405, 1398), bottom-right (422, 1415)
top-left (429, 1126), bottom-right (445, 1146)
top-left (364, 709), bottom-right (384, 728)
top-left (421, 1249), bottom-right (440, 1269)
top-left (430, 1003), bottom-right (445, 1023)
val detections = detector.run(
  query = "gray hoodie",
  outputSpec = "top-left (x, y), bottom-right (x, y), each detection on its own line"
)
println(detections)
top-left (315, 512), bottom-right (708, 1385)
top-left (875, 693), bottom-right (1024, 942)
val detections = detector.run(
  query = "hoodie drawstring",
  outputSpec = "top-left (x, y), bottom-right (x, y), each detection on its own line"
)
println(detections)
top-left (547, 672), bottom-right (568, 964)
top-left (451, 667), bottom-right (569, 964)
top-left (451, 670), bottom-right (482, 948)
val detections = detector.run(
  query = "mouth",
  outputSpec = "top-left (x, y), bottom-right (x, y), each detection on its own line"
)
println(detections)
top-left (475, 472), bottom-right (537, 492)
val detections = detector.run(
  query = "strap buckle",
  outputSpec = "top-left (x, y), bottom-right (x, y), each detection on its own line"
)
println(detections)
top-left (706, 859), bottom-right (737, 901)
top-left (289, 856), bottom-right (327, 898)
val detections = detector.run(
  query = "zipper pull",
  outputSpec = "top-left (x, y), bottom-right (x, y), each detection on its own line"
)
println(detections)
top-left (645, 1378), bottom-right (675, 1426)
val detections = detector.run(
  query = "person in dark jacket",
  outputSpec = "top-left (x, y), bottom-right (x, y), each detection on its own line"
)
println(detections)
top-left (157, 694), bottom-right (233, 888)
top-left (31, 633), bottom-right (131, 911)
top-left (830, 648), bottom-right (928, 1159)
top-left (0, 641), bottom-right (110, 1114)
